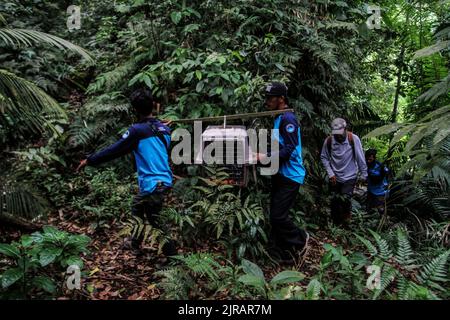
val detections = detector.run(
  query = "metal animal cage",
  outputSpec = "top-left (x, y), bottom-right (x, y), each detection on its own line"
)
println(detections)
top-left (194, 125), bottom-right (254, 187)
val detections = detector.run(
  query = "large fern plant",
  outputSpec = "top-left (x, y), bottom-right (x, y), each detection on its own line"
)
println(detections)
top-left (0, 22), bottom-right (93, 142)
top-left (0, 15), bottom-right (92, 224)
top-left (365, 23), bottom-right (450, 175)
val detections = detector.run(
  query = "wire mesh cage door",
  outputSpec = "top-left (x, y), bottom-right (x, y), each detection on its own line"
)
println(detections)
top-left (195, 126), bottom-right (253, 187)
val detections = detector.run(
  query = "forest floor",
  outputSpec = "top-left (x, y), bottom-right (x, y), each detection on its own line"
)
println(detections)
top-left (0, 211), bottom-right (332, 300)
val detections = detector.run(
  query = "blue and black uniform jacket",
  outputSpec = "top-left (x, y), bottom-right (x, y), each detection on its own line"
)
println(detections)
top-left (271, 110), bottom-right (306, 184)
top-left (367, 160), bottom-right (389, 196)
top-left (87, 118), bottom-right (172, 194)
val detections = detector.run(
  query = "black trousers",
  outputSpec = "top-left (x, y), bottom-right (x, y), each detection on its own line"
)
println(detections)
top-left (270, 174), bottom-right (307, 252)
top-left (131, 191), bottom-right (165, 228)
top-left (131, 187), bottom-right (176, 255)
top-left (367, 192), bottom-right (386, 215)
top-left (329, 179), bottom-right (356, 224)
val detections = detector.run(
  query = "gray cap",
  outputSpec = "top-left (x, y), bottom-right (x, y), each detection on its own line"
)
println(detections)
top-left (331, 118), bottom-right (347, 135)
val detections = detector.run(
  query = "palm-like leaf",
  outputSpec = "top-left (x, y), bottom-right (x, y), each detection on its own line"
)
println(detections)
top-left (0, 26), bottom-right (94, 224)
top-left (0, 183), bottom-right (47, 228)
top-left (0, 28), bottom-right (93, 62)
top-left (0, 69), bottom-right (67, 135)
top-left (0, 27), bottom-right (93, 139)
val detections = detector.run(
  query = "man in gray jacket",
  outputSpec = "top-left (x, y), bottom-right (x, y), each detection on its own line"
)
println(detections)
top-left (320, 118), bottom-right (368, 225)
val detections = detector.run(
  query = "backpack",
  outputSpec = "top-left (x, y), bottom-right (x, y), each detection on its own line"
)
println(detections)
top-left (147, 121), bottom-right (170, 152)
top-left (327, 132), bottom-right (356, 160)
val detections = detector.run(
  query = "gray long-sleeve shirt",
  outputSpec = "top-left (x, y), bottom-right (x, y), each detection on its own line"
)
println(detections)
top-left (320, 133), bottom-right (368, 183)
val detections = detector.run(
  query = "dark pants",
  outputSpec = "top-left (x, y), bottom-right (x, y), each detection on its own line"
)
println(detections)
top-left (270, 174), bottom-right (307, 253)
top-left (367, 192), bottom-right (386, 215)
top-left (131, 186), bottom-right (176, 256)
top-left (330, 179), bottom-right (356, 225)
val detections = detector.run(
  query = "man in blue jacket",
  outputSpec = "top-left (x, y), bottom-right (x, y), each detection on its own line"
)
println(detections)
top-left (77, 88), bottom-right (176, 256)
top-left (365, 149), bottom-right (390, 215)
top-left (256, 82), bottom-right (309, 263)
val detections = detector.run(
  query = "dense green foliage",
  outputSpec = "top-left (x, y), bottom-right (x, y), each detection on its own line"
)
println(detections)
top-left (0, 226), bottom-right (90, 299)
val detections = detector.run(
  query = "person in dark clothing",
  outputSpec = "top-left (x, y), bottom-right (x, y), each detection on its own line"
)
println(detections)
top-left (320, 118), bottom-right (368, 225)
top-left (77, 88), bottom-right (176, 257)
top-left (256, 82), bottom-right (309, 263)
top-left (365, 149), bottom-right (390, 215)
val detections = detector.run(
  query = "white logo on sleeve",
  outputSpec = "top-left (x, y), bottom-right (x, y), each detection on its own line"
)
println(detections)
top-left (122, 130), bottom-right (130, 139)
top-left (285, 124), bottom-right (295, 133)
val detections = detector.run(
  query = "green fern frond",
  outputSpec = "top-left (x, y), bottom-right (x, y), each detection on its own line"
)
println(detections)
top-left (0, 69), bottom-right (67, 136)
top-left (0, 183), bottom-right (48, 222)
top-left (87, 51), bottom-right (153, 93)
top-left (417, 250), bottom-right (450, 290)
top-left (0, 28), bottom-right (92, 62)
top-left (173, 253), bottom-right (222, 281)
top-left (372, 264), bottom-right (398, 299)
top-left (321, 21), bottom-right (357, 32)
top-left (155, 267), bottom-right (194, 300)
top-left (305, 278), bottom-right (322, 300)
top-left (416, 76), bottom-right (450, 103)
top-left (397, 275), bottom-right (413, 300)
top-left (395, 228), bottom-right (415, 266)
top-left (355, 233), bottom-right (378, 256)
top-left (369, 230), bottom-right (393, 260)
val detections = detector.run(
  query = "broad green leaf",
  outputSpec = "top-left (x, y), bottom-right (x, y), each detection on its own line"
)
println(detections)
top-left (196, 81), bottom-right (204, 92)
top-left (238, 274), bottom-right (265, 288)
top-left (170, 12), bottom-right (182, 25)
top-left (0, 243), bottom-right (20, 258)
top-left (241, 259), bottom-right (264, 279)
top-left (143, 74), bottom-right (152, 88)
top-left (215, 86), bottom-right (224, 95)
top-left (405, 126), bottom-right (428, 154)
top-left (32, 276), bottom-right (56, 294)
top-left (64, 256), bottom-right (84, 268)
top-left (433, 127), bottom-right (450, 145)
top-left (1, 268), bottom-right (24, 288)
top-left (390, 124), bottom-right (416, 146)
top-left (184, 24), bottom-right (200, 34)
top-left (413, 40), bottom-right (450, 59)
top-left (42, 226), bottom-right (61, 239)
top-left (39, 248), bottom-right (63, 266)
top-left (270, 270), bottom-right (305, 285)
top-left (420, 105), bottom-right (449, 122)
top-left (275, 63), bottom-right (285, 71)
top-left (364, 123), bottom-right (403, 139)
top-left (195, 70), bottom-right (202, 80)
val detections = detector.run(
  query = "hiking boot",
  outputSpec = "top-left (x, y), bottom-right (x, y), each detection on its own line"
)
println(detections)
top-left (162, 240), bottom-right (178, 257)
top-left (267, 245), bottom-right (297, 265)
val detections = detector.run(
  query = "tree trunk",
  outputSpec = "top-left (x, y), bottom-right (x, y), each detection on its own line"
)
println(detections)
top-left (0, 213), bottom-right (42, 231)
top-left (391, 46), bottom-right (405, 123)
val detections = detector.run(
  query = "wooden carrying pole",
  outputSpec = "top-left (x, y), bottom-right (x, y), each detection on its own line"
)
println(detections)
top-left (167, 108), bottom-right (294, 124)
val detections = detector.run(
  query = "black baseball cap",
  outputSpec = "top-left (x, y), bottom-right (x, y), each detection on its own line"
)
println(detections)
top-left (265, 82), bottom-right (288, 97)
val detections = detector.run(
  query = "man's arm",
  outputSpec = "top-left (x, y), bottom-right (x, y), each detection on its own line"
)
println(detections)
top-left (353, 135), bottom-right (368, 180)
top-left (320, 139), bottom-right (335, 179)
top-left (79, 127), bottom-right (139, 169)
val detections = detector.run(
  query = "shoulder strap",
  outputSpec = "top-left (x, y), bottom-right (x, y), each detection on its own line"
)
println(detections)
top-left (327, 136), bottom-right (332, 155)
top-left (148, 122), bottom-right (169, 152)
top-left (348, 132), bottom-right (356, 160)
top-left (327, 133), bottom-right (356, 158)
top-left (379, 161), bottom-right (388, 179)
